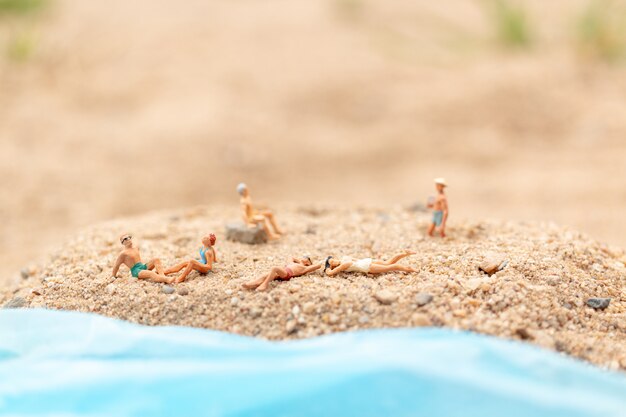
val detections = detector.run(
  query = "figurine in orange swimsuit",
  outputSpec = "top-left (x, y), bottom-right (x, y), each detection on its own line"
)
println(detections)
top-left (242, 256), bottom-right (321, 291)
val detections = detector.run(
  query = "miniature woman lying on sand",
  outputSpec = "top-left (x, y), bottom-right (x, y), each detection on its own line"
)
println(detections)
top-left (237, 182), bottom-right (283, 240)
top-left (324, 251), bottom-right (417, 276)
top-left (112, 234), bottom-right (173, 283)
top-left (243, 256), bottom-right (321, 291)
top-left (165, 233), bottom-right (217, 283)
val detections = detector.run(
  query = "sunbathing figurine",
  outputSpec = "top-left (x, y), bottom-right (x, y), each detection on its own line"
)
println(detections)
top-left (165, 233), bottom-right (218, 283)
top-left (237, 182), bottom-right (283, 240)
top-left (324, 251), bottom-right (417, 276)
top-left (111, 234), bottom-right (173, 283)
top-left (242, 256), bottom-right (321, 291)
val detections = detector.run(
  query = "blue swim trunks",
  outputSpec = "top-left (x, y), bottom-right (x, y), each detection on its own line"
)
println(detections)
top-left (432, 210), bottom-right (443, 226)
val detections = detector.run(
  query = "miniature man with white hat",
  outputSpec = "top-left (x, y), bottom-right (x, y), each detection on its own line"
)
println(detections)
top-left (426, 178), bottom-right (449, 238)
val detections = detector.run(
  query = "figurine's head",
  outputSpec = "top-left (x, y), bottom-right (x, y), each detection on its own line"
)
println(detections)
top-left (237, 183), bottom-right (249, 197)
top-left (202, 233), bottom-right (217, 246)
top-left (434, 178), bottom-right (447, 192)
top-left (324, 256), bottom-right (339, 271)
top-left (300, 255), bottom-right (312, 266)
top-left (119, 233), bottom-right (133, 248)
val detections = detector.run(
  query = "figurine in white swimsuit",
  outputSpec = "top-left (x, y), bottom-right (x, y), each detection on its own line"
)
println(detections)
top-left (324, 251), bottom-right (417, 276)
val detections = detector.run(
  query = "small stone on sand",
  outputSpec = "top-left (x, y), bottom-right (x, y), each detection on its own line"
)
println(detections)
top-left (374, 290), bottom-right (398, 305)
top-left (586, 298), bottom-right (611, 310)
top-left (161, 285), bottom-right (175, 295)
top-left (415, 293), bottom-right (433, 307)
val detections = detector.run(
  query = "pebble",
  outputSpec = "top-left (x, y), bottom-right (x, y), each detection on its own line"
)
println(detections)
top-left (285, 320), bottom-right (297, 334)
top-left (586, 298), bottom-right (611, 310)
top-left (20, 269), bottom-right (30, 279)
top-left (292, 305), bottom-right (301, 316)
top-left (178, 287), bottom-right (189, 296)
top-left (3, 297), bottom-right (27, 309)
top-left (302, 302), bottom-right (316, 314)
top-left (415, 293), bottom-right (433, 307)
top-left (231, 297), bottom-right (240, 306)
top-left (30, 288), bottom-right (43, 296)
top-left (249, 307), bottom-right (262, 318)
top-left (105, 284), bottom-right (117, 295)
top-left (358, 315), bottom-right (369, 324)
top-left (411, 313), bottom-right (432, 327)
top-left (160, 285), bottom-right (175, 295)
top-left (374, 290), bottom-right (398, 305)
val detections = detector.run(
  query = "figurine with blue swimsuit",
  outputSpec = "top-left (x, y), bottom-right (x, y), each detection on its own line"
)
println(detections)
top-left (165, 233), bottom-right (218, 283)
top-left (427, 178), bottom-right (449, 238)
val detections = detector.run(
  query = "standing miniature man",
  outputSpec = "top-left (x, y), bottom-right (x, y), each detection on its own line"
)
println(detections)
top-left (111, 234), bottom-right (173, 283)
top-left (427, 178), bottom-right (449, 238)
top-left (237, 183), bottom-right (283, 240)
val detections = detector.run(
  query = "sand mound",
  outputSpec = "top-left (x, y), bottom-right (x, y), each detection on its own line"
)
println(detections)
top-left (2, 205), bottom-right (625, 370)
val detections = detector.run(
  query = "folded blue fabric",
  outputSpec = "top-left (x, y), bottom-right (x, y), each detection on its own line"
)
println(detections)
top-left (1, 309), bottom-right (625, 417)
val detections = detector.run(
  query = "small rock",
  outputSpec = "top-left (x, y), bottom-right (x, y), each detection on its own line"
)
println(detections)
top-left (292, 305), bottom-right (301, 316)
top-left (586, 298), bottom-right (611, 310)
top-left (177, 287), bottom-right (189, 296)
top-left (358, 315), bottom-right (369, 324)
top-left (168, 294), bottom-right (178, 302)
top-left (105, 284), bottom-right (117, 295)
top-left (411, 313), bottom-right (432, 327)
top-left (285, 320), bottom-right (297, 334)
top-left (20, 268), bottom-right (30, 279)
top-left (3, 297), bottom-right (27, 309)
top-left (161, 285), bottom-right (175, 295)
top-left (30, 288), bottom-right (43, 296)
top-left (225, 223), bottom-right (268, 245)
top-left (374, 290), bottom-right (398, 305)
top-left (515, 328), bottom-right (533, 340)
top-left (302, 302), bottom-right (316, 314)
top-left (225, 289), bottom-right (233, 296)
top-left (415, 293), bottom-right (433, 307)
top-left (231, 297), bottom-right (239, 306)
top-left (249, 307), bottom-right (262, 318)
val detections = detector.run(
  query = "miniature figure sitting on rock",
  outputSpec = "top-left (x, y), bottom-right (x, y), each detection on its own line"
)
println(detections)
top-left (237, 183), bottom-right (283, 240)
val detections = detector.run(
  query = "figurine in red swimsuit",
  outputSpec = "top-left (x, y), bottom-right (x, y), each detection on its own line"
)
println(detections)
top-left (242, 256), bottom-right (321, 291)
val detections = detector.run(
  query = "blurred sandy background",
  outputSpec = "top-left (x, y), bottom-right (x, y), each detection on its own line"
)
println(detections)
top-left (1, 0), bottom-right (625, 282)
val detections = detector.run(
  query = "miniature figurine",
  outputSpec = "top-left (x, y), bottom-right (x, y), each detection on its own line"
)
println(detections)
top-left (427, 178), bottom-right (449, 238)
top-left (324, 251), bottom-right (417, 276)
top-left (237, 183), bottom-right (283, 240)
top-left (242, 256), bottom-right (321, 291)
top-left (164, 233), bottom-right (218, 283)
top-left (111, 234), bottom-right (173, 283)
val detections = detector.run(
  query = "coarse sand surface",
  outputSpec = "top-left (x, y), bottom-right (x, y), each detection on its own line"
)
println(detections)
top-left (2, 205), bottom-right (625, 371)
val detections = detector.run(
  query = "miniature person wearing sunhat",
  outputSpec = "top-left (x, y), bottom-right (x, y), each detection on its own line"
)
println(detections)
top-left (237, 182), bottom-right (283, 240)
top-left (427, 178), bottom-right (449, 238)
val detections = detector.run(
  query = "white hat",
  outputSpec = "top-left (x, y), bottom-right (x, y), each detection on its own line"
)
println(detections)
top-left (236, 183), bottom-right (248, 195)
top-left (434, 178), bottom-right (448, 187)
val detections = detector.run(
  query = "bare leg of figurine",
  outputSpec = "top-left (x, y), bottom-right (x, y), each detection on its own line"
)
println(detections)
top-left (164, 261), bottom-right (188, 275)
top-left (439, 226), bottom-right (446, 238)
top-left (261, 211), bottom-right (283, 235)
top-left (242, 273), bottom-right (270, 289)
top-left (253, 217), bottom-right (280, 240)
top-left (373, 250), bottom-right (415, 265)
top-left (427, 223), bottom-right (436, 237)
top-left (256, 267), bottom-right (289, 292)
top-left (146, 259), bottom-right (165, 275)
top-left (176, 259), bottom-right (211, 283)
top-left (369, 264), bottom-right (416, 274)
top-left (137, 269), bottom-right (173, 284)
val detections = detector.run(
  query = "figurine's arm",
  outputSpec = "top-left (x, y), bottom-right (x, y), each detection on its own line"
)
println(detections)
top-left (303, 263), bottom-right (322, 274)
top-left (441, 198), bottom-right (449, 226)
top-left (326, 262), bottom-right (351, 276)
top-left (212, 248), bottom-right (218, 263)
top-left (111, 254), bottom-right (124, 278)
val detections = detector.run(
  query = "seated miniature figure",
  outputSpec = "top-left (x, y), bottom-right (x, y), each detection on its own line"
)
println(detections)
top-left (427, 178), bottom-right (449, 238)
top-left (324, 251), bottom-right (417, 276)
top-left (242, 256), bottom-right (321, 291)
top-left (164, 233), bottom-right (218, 283)
top-left (237, 182), bottom-right (283, 240)
top-left (111, 234), bottom-right (173, 283)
